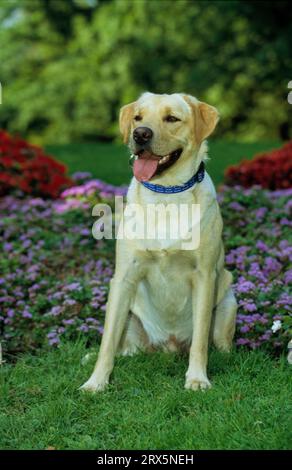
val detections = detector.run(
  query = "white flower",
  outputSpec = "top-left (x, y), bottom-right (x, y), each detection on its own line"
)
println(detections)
top-left (81, 352), bottom-right (96, 366)
top-left (271, 320), bottom-right (282, 333)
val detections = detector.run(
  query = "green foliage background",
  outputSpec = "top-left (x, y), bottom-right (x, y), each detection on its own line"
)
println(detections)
top-left (0, 0), bottom-right (291, 144)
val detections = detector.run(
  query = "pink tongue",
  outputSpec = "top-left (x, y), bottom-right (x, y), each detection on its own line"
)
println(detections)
top-left (133, 151), bottom-right (160, 182)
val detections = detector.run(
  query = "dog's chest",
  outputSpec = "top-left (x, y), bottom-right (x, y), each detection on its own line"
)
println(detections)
top-left (132, 250), bottom-right (195, 345)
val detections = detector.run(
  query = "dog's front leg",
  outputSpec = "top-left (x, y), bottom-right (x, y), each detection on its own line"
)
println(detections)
top-left (185, 269), bottom-right (216, 391)
top-left (80, 266), bottom-right (141, 392)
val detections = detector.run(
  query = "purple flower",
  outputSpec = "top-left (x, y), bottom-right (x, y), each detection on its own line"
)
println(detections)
top-left (240, 300), bottom-right (257, 312)
top-left (280, 218), bottom-right (292, 226)
top-left (255, 207), bottom-right (267, 220)
top-left (62, 319), bottom-right (75, 325)
top-left (7, 309), bottom-right (15, 318)
top-left (86, 317), bottom-right (98, 323)
top-left (3, 243), bottom-right (13, 252)
top-left (256, 240), bottom-right (269, 252)
top-left (22, 310), bottom-right (32, 319)
top-left (30, 283), bottom-right (41, 291)
top-left (79, 324), bottom-right (89, 332)
top-left (273, 315), bottom-right (282, 321)
top-left (276, 293), bottom-right (292, 306)
top-left (50, 292), bottom-right (63, 300)
top-left (47, 331), bottom-right (57, 339)
top-left (250, 341), bottom-right (261, 350)
top-left (0, 296), bottom-right (13, 303)
top-left (80, 228), bottom-right (90, 236)
top-left (63, 298), bottom-right (77, 306)
top-left (65, 282), bottom-right (81, 291)
top-left (229, 202), bottom-right (245, 211)
top-left (284, 270), bottom-right (292, 284)
top-left (240, 325), bottom-right (250, 333)
top-left (236, 338), bottom-right (250, 346)
top-left (27, 264), bottom-right (39, 273)
top-left (49, 337), bottom-right (60, 346)
top-left (260, 332), bottom-right (272, 341)
top-left (49, 306), bottom-right (63, 316)
top-left (263, 257), bottom-right (282, 276)
top-left (236, 279), bottom-right (256, 294)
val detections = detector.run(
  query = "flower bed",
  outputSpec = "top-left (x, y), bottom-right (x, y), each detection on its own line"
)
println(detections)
top-left (0, 174), bottom-right (291, 358)
top-left (0, 130), bottom-right (73, 198)
top-left (224, 141), bottom-right (292, 189)
top-left (220, 185), bottom-right (292, 352)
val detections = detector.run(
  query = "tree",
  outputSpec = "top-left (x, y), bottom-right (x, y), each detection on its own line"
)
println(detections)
top-left (0, 0), bottom-right (291, 143)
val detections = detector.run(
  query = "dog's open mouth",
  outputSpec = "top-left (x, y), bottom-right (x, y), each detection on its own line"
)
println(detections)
top-left (133, 148), bottom-right (183, 182)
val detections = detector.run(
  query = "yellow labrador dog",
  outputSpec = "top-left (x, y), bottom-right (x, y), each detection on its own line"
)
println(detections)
top-left (81, 92), bottom-right (237, 392)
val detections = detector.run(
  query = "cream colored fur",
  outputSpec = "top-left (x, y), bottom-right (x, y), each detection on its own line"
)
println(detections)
top-left (81, 92), bottom-right (237, 392)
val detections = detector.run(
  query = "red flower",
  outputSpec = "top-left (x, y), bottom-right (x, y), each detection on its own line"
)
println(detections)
top-left (0, 130), bottom-right (73, 198)
top-left (224, 142), bottom-right (292, 190)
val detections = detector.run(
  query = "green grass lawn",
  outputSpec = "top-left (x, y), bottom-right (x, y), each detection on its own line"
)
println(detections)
top-left (0, 342), bottom-right (291, 450)
top-left (46, 140), bottom-right (280, 187)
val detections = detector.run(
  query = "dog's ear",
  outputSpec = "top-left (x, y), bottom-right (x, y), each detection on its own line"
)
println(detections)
top-left (182, 95), bottom-right (219, 143)
top-left (119, 102), bottom-right (136, 144)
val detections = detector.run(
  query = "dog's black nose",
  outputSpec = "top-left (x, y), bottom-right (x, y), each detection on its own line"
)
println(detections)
top-left (133, 126), bottom-right (153, 145)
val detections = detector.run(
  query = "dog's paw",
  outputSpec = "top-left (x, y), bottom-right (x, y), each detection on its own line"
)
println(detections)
top-left (184, 373), bottom-right (212, 391)
top-left (79, 377), bottom-right (108, 393)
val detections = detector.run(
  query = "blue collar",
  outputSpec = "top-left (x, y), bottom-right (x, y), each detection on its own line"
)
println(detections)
top-left (141, 161), bottom-right (205, 194)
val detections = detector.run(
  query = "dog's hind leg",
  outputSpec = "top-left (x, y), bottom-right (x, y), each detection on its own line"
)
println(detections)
top-left (212, 288), bottom-right (237, 352)
top-left (118, 313), bottom-right (151, 356)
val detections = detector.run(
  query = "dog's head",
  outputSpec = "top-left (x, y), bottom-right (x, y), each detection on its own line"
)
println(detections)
top-left (119, 92), bottom-right (219, 182)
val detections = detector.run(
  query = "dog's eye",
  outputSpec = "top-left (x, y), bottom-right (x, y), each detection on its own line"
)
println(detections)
top-left (134, 115), bottom-right (142, 121)
top-left (164, 115), bottom-right (181, 123)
